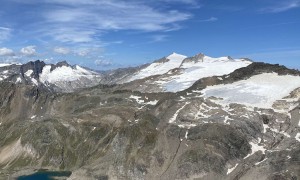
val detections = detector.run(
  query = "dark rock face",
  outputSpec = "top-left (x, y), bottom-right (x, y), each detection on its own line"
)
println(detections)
top-left (50, 60), bottom-right (70, 71)
top-left (153, 57), bottom-right (170, 64)
top-left (20, 60), bottom-right (45, 79)
top-left (181, 53), bottom-right (205, 65)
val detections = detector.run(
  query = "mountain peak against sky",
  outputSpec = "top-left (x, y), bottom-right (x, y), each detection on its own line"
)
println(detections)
top-left (166, 52), bottom-right (187, 61)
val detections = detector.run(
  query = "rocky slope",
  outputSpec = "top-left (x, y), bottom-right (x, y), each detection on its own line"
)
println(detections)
top-left (0, 55), bottom-right (299, 180)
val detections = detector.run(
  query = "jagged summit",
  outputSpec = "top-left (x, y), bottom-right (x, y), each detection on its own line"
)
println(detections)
top-left (166, 52), bottom-right (187, 60)
top-left (0, 60), bottom-right (102, 92)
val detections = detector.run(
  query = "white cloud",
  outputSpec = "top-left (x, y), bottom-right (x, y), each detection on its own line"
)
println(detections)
top-left (20, 46), bottom-right (37, 56)
top-left (0, 27), bottom-right (12, 42)
top-left (260, 0), bottom-right (300, 13)
top-left (151, 35), bottom-right (168, 42)
top-left (0, 47), bottom-right (15, 56)
top-left (74, 47), bottom-right (104, 57)
top-left (53, 47), bottom-right (70, 55)
top-left (76, 49), bottom-right (90, 57)
top-left (94, 59), bottom-right (113, 66)
top-left (197, 17), bottom-right (218, 22)
top-left (155, 0), bottom-right (199, 5)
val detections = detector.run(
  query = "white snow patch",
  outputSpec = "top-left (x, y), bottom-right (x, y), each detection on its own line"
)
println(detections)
top-left (255, 158), bottom-right (267, 165)
top-left (244, 141), bottom-right (266, 159)
top-left (31, 78), bottom-right (38, 85)
top-left (145, 100), bottom-right (159, 105)
top-left (169, 102), bottom-right (190, 123)
top-left (185, 130), bottom-right (188, 139)
top-left (295, 133), bottom-right (300, 142)
top-left (30, 115), bottom-right (36, 119)
top-left (227, 164), bottom-right (238, 175)
top-left (258, 137), bottom-right (262, 143)
top-left (25, 70), bottom-right (33, 76)
top-left (178, 124), bottom-right (197, 128)
top-left (202, 73), bottom-right (300, 109)
top-left (130, 95), bottom-right (144, 104)
top-left (263, 124), bottom-right (269, 133)
top-left (224, 116), bottom-right (233, 124)
top-left (16, 77), bottom-right (22, 83)
top-left (129, 95), bottom-right (158, 106)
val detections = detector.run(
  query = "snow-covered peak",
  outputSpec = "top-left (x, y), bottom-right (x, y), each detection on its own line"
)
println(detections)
top-left (39, 64), bottom-right (99, 84)
top-left (126, 53), bottom-right (253, 86)
top-left (160, 57), bottom-right (252, 92)
top-left (127, 53), bottom-right (187, 82)
top-left (166, 53), bottom-right (187, 61)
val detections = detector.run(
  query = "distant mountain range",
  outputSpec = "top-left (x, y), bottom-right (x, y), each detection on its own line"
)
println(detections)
top-left (0, 52), bottom-right (252, 92)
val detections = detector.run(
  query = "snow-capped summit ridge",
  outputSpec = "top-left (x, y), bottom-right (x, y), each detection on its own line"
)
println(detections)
top-left (126, 52), bottom-right (253, 84)
top-left (166, 52), bottom-right (187, 61)
top-left (39, 64), bottom-right (99, 83)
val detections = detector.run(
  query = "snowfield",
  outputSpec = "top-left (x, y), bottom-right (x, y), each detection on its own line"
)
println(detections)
top-left (202, 73), bottom-right (300, 109)
top-left (39, 65), bottom-right (98, 83)
top-left (161, 56), bottom-right (252, 92)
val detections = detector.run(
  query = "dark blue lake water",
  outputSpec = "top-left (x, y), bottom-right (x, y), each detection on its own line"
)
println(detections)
top-left (17, 170), bottom-right (72, 180)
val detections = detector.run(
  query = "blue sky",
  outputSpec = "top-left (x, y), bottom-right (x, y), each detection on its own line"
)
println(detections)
top-left (0, 0), bottom-right (299, 70)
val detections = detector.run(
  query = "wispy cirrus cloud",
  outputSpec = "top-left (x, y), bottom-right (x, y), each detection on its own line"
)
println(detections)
top-left (214, 5), bottom-right (244, 12)
top-left (260, 0), bottom-right (300, 13)
top-left (53, 47), bottom-right (71, 55)
top-left (197, 17), bottom-right (218, 22)
top-left (0, 27), bottom-right (12, 43)
top-left (155, 0), bottom-right (199, 6)
top-left (11, 0), bottom-right (192, 45)
top-left (94, 59), bottom-right (113, 67)
top-left (151, 34), bottom-right (168, 42)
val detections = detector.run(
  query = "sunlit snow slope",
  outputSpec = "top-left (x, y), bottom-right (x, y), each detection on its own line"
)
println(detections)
top-left (202, 73), bottom-right (300, 109)
top-left (125, 53), bottom-right (252, 92)
top-left (127, 53), bottom-right (187, 82)
top-left (161, 56), bottom-right (252, 92)
top-left (39, 65), bottom-right (98, 84)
